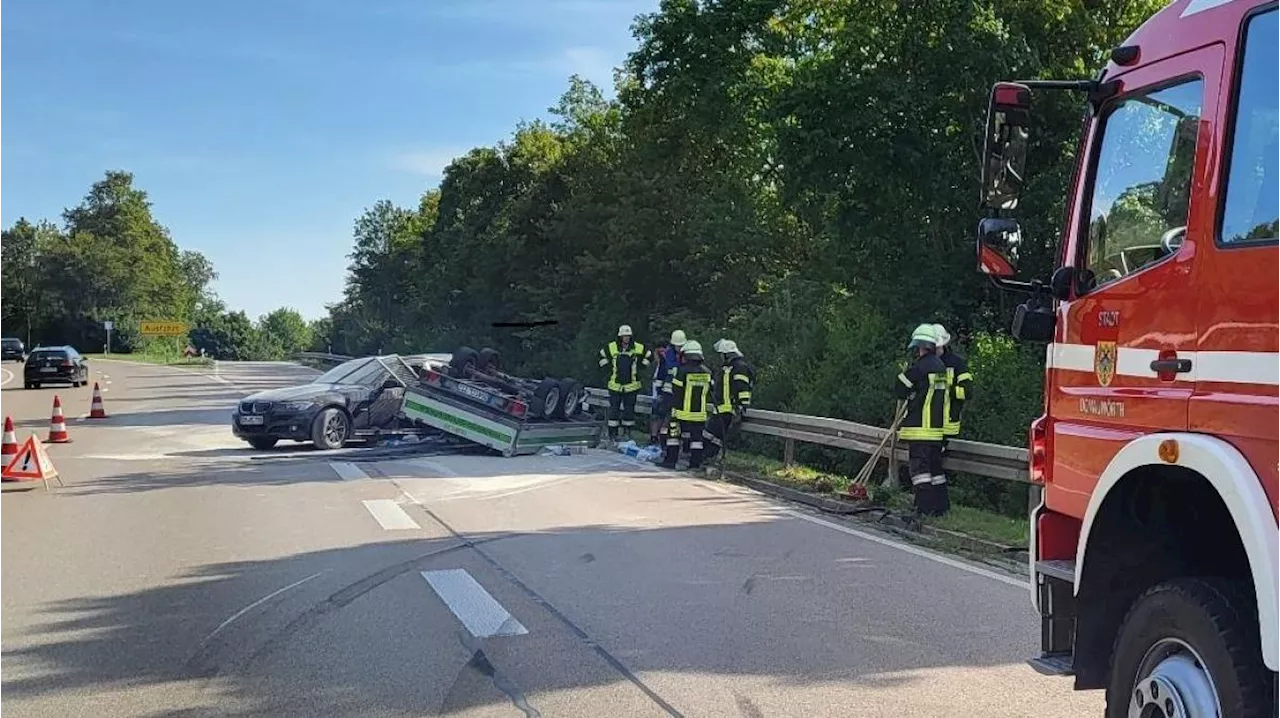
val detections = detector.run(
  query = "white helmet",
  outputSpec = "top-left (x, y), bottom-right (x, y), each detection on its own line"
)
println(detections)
top-left (617, 324), bottom-right (633, 337)
top-left (713, 338), bottom-right (739, 355)
top-left (669, 329), bottom-right (687, 347)
top-left (681, 340), bottom-right (703, 358)
top-left (932, 324), bottom-right (951, 348)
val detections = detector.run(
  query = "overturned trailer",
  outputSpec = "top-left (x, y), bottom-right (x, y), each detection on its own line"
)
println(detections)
top-left (400, 346), bottom-right (604, 457)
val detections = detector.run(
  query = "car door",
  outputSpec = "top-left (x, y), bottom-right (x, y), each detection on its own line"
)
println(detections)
top-left (1047, 47), bottom-right (1222, 514)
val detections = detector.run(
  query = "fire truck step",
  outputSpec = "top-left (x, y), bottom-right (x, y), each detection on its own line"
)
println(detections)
top-left (1035, 559), bottom-right (1076, 583)
top-left (1027, 652), bottom-right (1074, 677)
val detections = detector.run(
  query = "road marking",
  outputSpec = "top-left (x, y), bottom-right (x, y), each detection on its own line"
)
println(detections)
top-left (420, 568), bottom-right (528, 638)
top-left (0, 368), bottom-right (12, 387)
top-left (329, 462), bottom-right (368, 481)
top-left (361, 499), bottom-right (421, 530)
top-left (198, 570), bottom-right (327, 646)
top-left (783, 510), bottom-right (1026, 589)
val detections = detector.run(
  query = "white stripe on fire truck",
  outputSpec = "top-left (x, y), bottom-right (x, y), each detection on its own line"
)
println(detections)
top-left (1047, 343), bottom-right (1279, 386)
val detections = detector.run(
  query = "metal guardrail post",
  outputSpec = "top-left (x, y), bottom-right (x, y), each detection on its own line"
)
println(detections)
top-left (783, 437), bottom-right (796, 467)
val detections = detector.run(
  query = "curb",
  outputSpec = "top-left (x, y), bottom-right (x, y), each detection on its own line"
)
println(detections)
top-left (718, 468), bottom-right (1028, 574)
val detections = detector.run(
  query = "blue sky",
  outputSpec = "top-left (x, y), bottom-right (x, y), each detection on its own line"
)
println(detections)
top-left (2, 0), bottom-right (656, 320)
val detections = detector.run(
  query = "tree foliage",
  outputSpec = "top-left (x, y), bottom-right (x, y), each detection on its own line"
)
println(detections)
top-left (324, 1), bottom-right (1161, 513)
top-left (2, 171), bottom-right (320, 362)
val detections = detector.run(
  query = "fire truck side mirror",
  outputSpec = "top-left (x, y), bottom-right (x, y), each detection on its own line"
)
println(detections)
top-left (981, 82), bottom-right (1032, 211)
top-left (977, 217), bottom-right (1023, 278)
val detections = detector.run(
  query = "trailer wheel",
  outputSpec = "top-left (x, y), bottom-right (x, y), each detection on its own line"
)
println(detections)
top-left (1105, 577), bottom-right (1271, 718)
top-left (477, 348), bottom-right (502, 374)
top-left (450, 346), bottom-right (479, 374)
top-left (532, 378), bottom-right (562, 419)
top-left (557, 378), bottom-right (584, 420)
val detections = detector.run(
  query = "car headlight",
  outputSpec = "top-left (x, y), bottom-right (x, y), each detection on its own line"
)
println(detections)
top-left (277, 401), bottom-right (316, 412)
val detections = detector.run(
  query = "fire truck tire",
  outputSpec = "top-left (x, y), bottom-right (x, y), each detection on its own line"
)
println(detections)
top-left (450, 347), bottom-right (479, 373)
top-left (477, 348), bottom-right (501, 373)
top-left (532, 378), bottom-right (562, 420)
top-left (557, 378), bottom-right (584, 420)
top-left (1105, 577), bottom-right (1271, 718)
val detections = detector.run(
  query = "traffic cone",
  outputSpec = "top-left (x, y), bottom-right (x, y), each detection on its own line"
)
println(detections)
top-left (2, 417), bottom-right (17, 459)
top-left (48, 396), bottom-right (70, 443)
top-left (89, 383), bottom-right (108, 419)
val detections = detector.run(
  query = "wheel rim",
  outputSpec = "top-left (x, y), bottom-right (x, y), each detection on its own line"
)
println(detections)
top-left (543, 388), bottom-right (561, 417)
top-left (324, 413), bottom-right (347, 446)
top-left (563, 389), bottom-right (580, 417)
top-left (1129, 638), bottom-right (1221, 718)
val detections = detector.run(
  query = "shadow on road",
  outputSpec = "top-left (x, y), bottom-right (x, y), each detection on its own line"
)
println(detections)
top-left (1, 517), bottom-right (1032, 717)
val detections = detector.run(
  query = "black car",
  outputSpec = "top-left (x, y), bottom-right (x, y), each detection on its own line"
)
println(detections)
top-left (24, 346), bottom-right (90, 389)
top-left (2, 337), bottom-right (25, 362)
top-left (232, 355), bottom-right (428, 451)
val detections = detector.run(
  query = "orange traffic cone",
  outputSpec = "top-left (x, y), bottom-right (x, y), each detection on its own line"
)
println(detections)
top-left (2, 417), bottom-right (17, 458)
top-left (89, 383), bottom-right (108, 419)
top-left (48, 396), bottom-right (70, 443)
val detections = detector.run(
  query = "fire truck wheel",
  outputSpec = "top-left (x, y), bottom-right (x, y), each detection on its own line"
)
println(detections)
top-left (311, 407), bottom-right (350, 450)
top-left (1105, 577), bottom-right (1271, 718)
top-left (532, 378), bottom-right (562, 419)
top-left (477, 348), bottom-right (501, 373)
top-left (557, 378), bottom-right (584, 419)
top-left (450, 346), bottom-right (479, 374)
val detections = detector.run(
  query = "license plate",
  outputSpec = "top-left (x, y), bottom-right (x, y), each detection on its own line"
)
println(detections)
top-left (457, 384), bottom-right (489, 402)
top-left (40, 367), bottom-right (56, 373)
top-left (239, 415), bottom-right (264, 425)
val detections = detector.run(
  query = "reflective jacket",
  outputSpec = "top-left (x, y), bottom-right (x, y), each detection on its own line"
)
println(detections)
top-left (665, 360), bottom-right (713, 422)
top-left (939, 348), bottom-right (973, 437)
top-left (893, 353), bottom-right (948, 441)
top-left (599, 340), bottom-right (649, 392)
top-left (716, 356), bottom-right (755, 413)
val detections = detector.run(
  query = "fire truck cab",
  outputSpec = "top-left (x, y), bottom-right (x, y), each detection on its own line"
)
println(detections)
top-left (976, 0), bottom-right (1278, 715)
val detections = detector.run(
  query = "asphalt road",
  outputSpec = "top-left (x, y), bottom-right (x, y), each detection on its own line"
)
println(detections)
top-left (0, 358), bottom-right (1105, 717)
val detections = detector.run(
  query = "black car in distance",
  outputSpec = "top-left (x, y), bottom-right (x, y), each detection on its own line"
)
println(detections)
top-left (2, 337), bottom-right (25, 362)
top-left (24, 346), bottom-right (90, 389)
top-left (232, 355), bottom-right (427, 451)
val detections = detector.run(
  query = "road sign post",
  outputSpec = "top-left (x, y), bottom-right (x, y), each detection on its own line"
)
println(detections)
top-left (104, 320), bottom-right (113, 354)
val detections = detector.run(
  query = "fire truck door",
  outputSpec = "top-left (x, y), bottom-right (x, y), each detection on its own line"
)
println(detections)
top-left (1048, 47), bottom-right (1222, 512)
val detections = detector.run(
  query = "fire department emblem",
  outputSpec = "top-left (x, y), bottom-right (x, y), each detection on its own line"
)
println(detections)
top-left (1095, 341), bottom-right (1117, 387)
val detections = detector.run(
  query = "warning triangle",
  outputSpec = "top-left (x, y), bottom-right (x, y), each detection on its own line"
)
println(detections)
top-left (3, 435), bottom-right (58, 481)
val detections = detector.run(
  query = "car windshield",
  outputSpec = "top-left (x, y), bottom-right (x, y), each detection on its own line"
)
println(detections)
top-left (312, 358), bottom-right (371, 384)
top-left (2, 339), bottom-right (21, 348)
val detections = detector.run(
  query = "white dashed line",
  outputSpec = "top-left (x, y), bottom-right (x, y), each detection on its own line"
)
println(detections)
top-left (421, 568), bottom-right (528, 638)
top-left (329, 462), bottom-right (368, 481)
top-left (360, 499), bottom-right (420, 530)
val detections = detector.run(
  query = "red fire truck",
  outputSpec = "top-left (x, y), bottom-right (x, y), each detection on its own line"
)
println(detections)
top-left (976, 0), bottom-right (1277, 715)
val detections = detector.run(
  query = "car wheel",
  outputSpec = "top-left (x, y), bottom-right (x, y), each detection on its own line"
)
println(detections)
top-left (311, 407), bottom-right (349, 450)
top-left (248, 437), bottom-right (278, 450)
top-left (477, 348), bottom-right (501, 374)
top-left (532, 378), bottom-right (562, 419)
top-left (24, 382), bottom-right (35, 390)
top-left (557, 378), bottom-right (584, 420)
top-left (1105, 578), bottom-right (1271, 718)
top-left (450, 346), bottom-right (479, 375)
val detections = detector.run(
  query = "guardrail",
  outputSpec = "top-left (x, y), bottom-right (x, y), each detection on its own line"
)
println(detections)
top-left (292, 351), bottom-right (1030, 484)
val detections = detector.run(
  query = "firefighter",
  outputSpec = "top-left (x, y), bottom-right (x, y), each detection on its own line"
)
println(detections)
top-left (894, 324), bottom-right (949, 516)
top-left (930, 323), bottom-right (971, 516)
top-left (649, 330), bottom-right (686, 445)
top-left (660, 340), bottom-right (712, 469)
top-left (598, 325), bottom-right (649, 440)
top-left (712, 338), bottom-right (755, 430)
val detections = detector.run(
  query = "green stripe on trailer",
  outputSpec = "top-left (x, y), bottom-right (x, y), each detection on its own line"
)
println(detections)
top-left (404, 396), bottom-right (515, 444)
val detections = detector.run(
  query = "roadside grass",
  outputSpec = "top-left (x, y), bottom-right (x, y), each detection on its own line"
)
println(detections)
top-left (86, 352), bottom-right (214, 368)
top-left (723, 450), bottom-right (1028, 547)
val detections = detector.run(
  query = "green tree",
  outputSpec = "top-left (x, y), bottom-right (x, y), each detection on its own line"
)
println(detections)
top-left (257, 308), bottom-right (313, 359)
